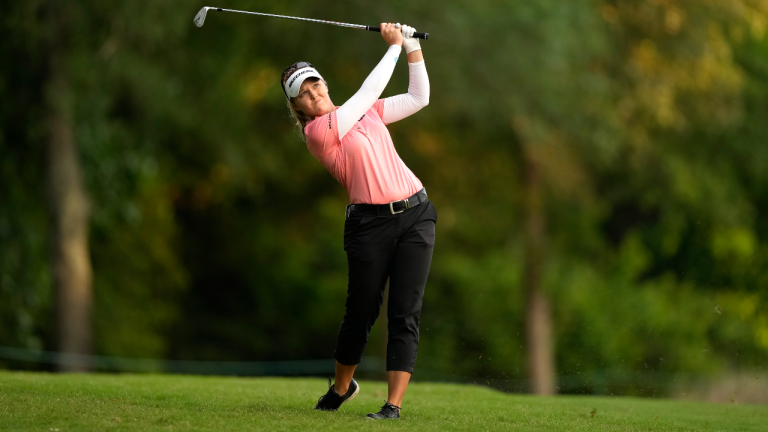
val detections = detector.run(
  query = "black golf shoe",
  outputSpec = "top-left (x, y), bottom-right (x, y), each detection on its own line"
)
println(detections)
top-left (366, 401), bottom-right (401, 419)
top-left (314, 378), bottom-right (359, 411)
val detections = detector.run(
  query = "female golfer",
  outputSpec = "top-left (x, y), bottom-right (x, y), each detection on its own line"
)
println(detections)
top-left (280, 23), bottom-right (434, 419)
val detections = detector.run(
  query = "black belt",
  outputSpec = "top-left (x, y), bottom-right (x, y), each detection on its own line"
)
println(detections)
top-left (348, 188), bottom-right (428, 215)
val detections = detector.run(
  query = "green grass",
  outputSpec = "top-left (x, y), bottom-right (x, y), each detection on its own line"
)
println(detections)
top-left (1, 371), bottom-right (765, 431)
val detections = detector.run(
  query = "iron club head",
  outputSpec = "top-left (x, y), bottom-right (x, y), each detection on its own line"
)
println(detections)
top-left (193, 7), bottom-right (211, 27)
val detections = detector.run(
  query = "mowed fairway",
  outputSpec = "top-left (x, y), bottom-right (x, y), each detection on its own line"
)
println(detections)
top-left (1, 371), bottom-right (765, 431)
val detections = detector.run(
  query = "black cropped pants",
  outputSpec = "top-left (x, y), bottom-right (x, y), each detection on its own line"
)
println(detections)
top-left (334, 199), bottom-right (437, 373)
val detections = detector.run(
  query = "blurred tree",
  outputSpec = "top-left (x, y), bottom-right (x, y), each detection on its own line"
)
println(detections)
top-left (46, 1), bottom-right (94, 372)
top-left (425, 0), bottom-right (614, 394)
top-left (1, 0), bottom-right (191, 364)
top-left (522, 152), bottom-right (555, 394)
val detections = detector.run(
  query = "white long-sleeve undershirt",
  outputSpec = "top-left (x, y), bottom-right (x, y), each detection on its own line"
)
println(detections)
top-left (336, 47), bottom-right (430, 140)
top-left (382, 60), bottom-right (429, 124)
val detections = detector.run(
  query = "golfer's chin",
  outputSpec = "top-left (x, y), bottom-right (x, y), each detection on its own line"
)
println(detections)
top-left (309, 102), bottom-right (333, 118)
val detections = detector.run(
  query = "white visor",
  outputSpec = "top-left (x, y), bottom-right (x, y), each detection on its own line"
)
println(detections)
top-left (283, 67), bottom-right (324, 99)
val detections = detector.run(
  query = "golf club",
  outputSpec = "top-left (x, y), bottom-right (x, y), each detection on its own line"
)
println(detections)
top-left (193, 7), bottom-right (429, 40)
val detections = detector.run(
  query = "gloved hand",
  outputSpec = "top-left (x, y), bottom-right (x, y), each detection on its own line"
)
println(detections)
top-left (398, 23), bottom-right (421, 54)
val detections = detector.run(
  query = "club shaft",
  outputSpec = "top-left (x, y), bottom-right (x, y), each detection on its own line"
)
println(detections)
top-left (213, 8), bottom-right (429, 40)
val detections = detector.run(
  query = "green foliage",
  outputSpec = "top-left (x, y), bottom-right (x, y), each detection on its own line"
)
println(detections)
top-left (0, 1), bottom-right (54, 359)
top-left (1, 0), bottom-right (768, 393)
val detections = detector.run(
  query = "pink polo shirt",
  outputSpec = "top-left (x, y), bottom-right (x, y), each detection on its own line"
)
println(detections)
top-left (304, 99), bottom-right (423, 205)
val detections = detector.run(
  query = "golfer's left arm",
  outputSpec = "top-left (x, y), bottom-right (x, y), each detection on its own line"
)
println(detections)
top-left (382, 25), bottom-right (429, 124)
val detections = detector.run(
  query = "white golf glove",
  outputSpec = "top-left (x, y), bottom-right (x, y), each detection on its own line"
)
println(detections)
top-left (399, 23), bottom-right (421, 54)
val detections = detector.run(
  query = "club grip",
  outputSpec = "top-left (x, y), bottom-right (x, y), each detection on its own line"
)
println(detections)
top-left (366, 26), bottom-right (429, 40)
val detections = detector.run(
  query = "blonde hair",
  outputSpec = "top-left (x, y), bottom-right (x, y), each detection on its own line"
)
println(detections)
top-left (285, 77), bottom-right (326, 140)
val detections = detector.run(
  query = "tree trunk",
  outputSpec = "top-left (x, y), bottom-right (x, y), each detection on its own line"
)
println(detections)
top-left (522, 151), bottom-right (556, 395)
top-left (47, 5), bottom-right (93, 372)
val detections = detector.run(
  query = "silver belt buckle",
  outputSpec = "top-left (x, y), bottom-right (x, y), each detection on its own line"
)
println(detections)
top-left (389, 199), bottom-right (409, 214)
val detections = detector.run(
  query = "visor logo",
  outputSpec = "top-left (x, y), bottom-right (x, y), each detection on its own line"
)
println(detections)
top-left (288, 69), bottom-right (314, 89)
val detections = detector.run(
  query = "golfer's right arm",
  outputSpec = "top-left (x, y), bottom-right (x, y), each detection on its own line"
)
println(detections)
top-left (335, 23), bottom-right (403, 139)
top-left (380, 61), bottom-right (429, 124)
